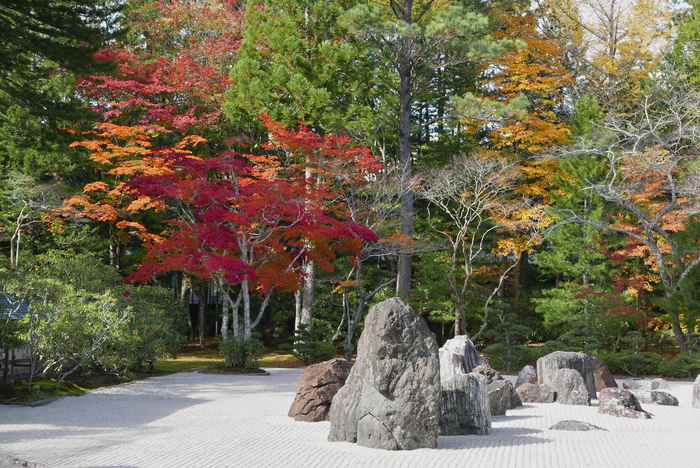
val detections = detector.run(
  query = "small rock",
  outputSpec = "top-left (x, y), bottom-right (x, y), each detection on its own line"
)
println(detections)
top-left (631, 390), bottom-right (679, 406)
top-left (510, 385), bottom-right (523, 409)
top-left (472, 364), bottom-right (502, 385)
top-left (598, 387), bottom-right (652, 419)
top-left (554, 368), bottom-right (591, 406)
top-left (515, 382), bottom-right (555, 403)
top-left (549, 420), bottom-right (608, 431)
top-left (622, 377), bottom-right (669, 391)
top-left (487, 379), bottom-right (511, 416)
top-left (590, 356), bottom-right (618, 391)
top-left (289, 358), bottom-right (352, 422)
top-left (478, 356), bottom-right (493, 368)
top-left (515, 365), bottom-right (537, 388)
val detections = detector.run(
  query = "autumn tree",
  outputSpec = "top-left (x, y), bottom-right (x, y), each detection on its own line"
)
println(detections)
top-left (556, 83), bottom-right (700, 353)
top-left (535, 0), bottom-right (674, 111)
top-left (125, 128), bottom-right (376, 341)
top-left (420, 153), bottom-right (546, 338)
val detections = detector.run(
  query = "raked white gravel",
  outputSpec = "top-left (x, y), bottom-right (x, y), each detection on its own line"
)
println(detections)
top-left (1, 368), bottom-right (699, 468)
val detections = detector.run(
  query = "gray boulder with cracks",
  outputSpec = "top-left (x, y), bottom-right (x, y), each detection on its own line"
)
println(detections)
top-left (328, 298), bottom-right (440, 450)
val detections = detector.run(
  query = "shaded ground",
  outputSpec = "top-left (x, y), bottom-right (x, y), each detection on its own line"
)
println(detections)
top-left (0, 340), bottom-right (304, 405)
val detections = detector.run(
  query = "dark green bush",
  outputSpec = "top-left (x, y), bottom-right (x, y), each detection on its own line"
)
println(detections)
top-left (218, 336), bottom-right (265, 368)
top-left (280, 325), bottom-right (337, 366)
top-left (601, 351), bottom-right (662, 377)
top-left (659, 354), bottom-right (700, 378)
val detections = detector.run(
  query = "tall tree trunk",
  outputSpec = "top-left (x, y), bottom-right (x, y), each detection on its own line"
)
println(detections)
top-left (197, 284), bottom-right (207, 348)
top-left (220, 279), bottom-right (229, 341)
top-left (511, 251), bottom-right (527, 316)
top-left (181, 274), bottom-right (194, 341)
top-left (300, 260), bottom-right (315, 330)
top-left (396, 39), bottom-right (414, 295)
top-left (242, 279), bottom-right (252, 340)
top-left (294, 288), bottom-right (303, 330)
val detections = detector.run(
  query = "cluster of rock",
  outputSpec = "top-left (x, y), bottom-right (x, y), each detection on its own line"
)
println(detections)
top-left (287, 297), bottom-right (698, 451)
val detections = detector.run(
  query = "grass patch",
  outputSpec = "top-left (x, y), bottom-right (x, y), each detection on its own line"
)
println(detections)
top-left (0, 379), bottom-right (87, 405)
top-left (200, 364), bottom-right (269, 375)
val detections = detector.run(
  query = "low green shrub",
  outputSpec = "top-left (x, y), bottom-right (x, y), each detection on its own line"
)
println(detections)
top-left (279, 325), bottom-right (337, 366)
top-left (659, 354), bottom-right (700, 378)
top-left (218, 336), bottom-right (265, 369)
top-left (600, 351), bottom-right (663, 377)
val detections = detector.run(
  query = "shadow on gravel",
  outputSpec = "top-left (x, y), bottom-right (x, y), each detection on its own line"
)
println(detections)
top-left (438, 427), bottom-right (548, 450)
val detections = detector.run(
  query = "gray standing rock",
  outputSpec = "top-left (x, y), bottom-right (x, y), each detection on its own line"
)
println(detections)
top-left (549, 420), bottom-right (608, 431)
top-left (515, 365), bottom-right (538, 388)
top-left (694, 374), bottom-right (700, 409)
top-left (598, 387), bottom-right (652, 419)
top-left (515, 383), bottom-right (555, 403)
top-left (439, 373), bottom-right (491, 435)
top-left (439, 335), bottom-right (481, 382)
top-left (630, 390), bottom-right (679, 406)
top-left (288, 358), bottom-right (352, 422)
top-left (537, 351), bottom-right (596, 399)
top-left (590, 356), bottom-right (618, 391)
top-left (328, 298), bottom-right (441, 450)
top-left (487, 379), bottom-right (512, 416)
top-left (622, 377), bottom-right (669, 391)
top-left (554, 368), bottom-right (591, 406)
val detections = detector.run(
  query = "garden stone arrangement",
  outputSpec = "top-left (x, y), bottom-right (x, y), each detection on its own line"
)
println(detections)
top-left (537, 351), bottom-right (597, 400)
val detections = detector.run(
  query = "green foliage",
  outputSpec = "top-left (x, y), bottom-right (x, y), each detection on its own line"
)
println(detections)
top-left (568, 95), bottom-right (603, 137)
top-left (280, 324), bottom-right (337, 366)
top-left (218, 335), bottom-right (265, 369)
top-left (601, 351), bottom-right (663, 377)
top-left (483, 311), bottom-right (534, 372)
top-left (0, 0), bottom-right (121, 118)
top-left (659, 354), bottom-right (700, 378)
top-left (3, 250), bottom-right (187, 386)
top-left (108, 285), bottom-right (188, 373)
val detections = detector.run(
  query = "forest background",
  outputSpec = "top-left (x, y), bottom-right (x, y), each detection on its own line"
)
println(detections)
top-left (4, 0), bottom-right (700, 382)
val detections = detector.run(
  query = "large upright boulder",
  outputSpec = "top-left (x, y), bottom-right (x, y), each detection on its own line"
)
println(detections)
top-left (288, 358), bottom-right (352, 422)
top-left (439, 373), bottom-right (491, 435)
top-left (554, 368), bottom-right (590, 406)
top-left (537, 351), bottom-right (596, 399)
top-left (694, 374), bottom-right (700, 409)
top-left (328, 298), bottom-right (440, 450)
top-left (439, 335), bottom-right (480, 381)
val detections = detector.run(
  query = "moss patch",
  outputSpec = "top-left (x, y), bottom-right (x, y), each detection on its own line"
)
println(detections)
top-left (200, 365), bottom-right (269, 375)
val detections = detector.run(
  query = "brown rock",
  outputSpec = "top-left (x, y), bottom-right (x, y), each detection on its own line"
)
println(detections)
top-left (598, 387), bottom-right (652, 419)
top-left (515, 382), bottom-right (555, 403)
top-left (471, 364), bottom-right (502, 385)
top-left (590, 356), bottom-right (618, 391)
top-left (288, 358), bottom-right (352, 422)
